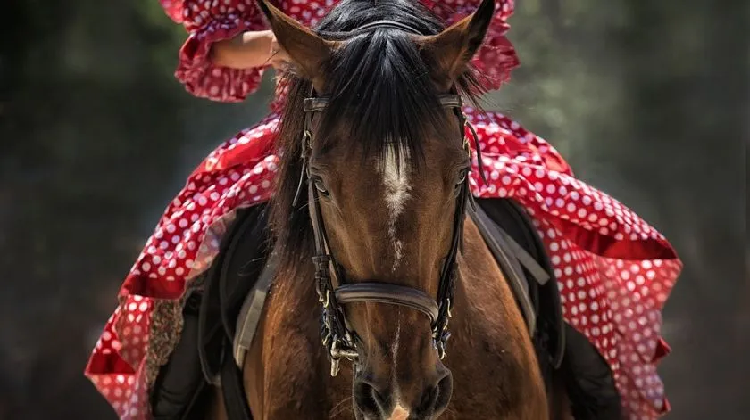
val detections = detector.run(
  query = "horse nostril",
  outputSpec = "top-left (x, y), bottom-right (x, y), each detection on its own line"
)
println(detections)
top-left (354, 380), bottom-right (390, 416)
top-left (419, 385), bottom-right (439, 411)
top-left (418, 372), bottom-right (453, 415)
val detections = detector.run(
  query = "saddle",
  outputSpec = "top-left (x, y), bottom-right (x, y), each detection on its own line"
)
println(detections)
top-left (193, 199), bottom-right (565, 419)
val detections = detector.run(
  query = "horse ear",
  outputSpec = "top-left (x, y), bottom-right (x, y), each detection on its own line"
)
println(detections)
top-left (416, 0), bottom-right (495, 89)
top-left (256, 0), bottom-right (338, 90)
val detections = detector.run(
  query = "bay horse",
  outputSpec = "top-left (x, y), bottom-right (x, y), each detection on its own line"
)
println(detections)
top-left (207, 0), bottom-right (569, 418)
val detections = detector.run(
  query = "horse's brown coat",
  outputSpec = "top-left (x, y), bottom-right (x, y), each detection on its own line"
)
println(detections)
top-left (206, 1), bottom-right (570, 419)
top-left (208, 219), bottom-right (563, 419)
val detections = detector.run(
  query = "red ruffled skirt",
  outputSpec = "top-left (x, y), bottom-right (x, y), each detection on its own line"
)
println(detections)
top-left (85, 107), bottom-right (681, 419)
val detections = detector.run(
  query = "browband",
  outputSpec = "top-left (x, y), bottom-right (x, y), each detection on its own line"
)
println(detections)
top-left (304, 95), bottom-right (463, 113)
top-left (353, 20), bottom-right (423, 35)
top-left (317, 20), bottom-right (425, 40)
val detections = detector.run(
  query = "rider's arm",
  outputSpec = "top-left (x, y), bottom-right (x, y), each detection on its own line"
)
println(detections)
top-left (211, 30), bottom-right (275, 69)
top-left (158, 1), bottom-right (278, 103)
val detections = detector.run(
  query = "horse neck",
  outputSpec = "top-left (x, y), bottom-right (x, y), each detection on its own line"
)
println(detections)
top-left (244, 261), bottom-right (355, 416)
top-left (452, 218), bottom-right (572, 420)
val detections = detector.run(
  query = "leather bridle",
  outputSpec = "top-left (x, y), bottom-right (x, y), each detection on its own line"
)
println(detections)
top-left (294, 93), bottom-right (484, 376)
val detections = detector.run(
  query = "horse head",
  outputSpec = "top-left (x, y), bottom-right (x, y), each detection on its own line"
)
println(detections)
top-left (262, 0), bottom-right (496, 417)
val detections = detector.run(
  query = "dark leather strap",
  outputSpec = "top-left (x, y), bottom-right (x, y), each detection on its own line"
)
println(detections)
top-left (335, 283), bottom-right (439, 322)
top-left (472, 206), bottom-right (550, 285)
top-left (474, 199), bottom-right (566, 370)
top-left (351, 20), bottom-right (423, 35)
top-left (304, 95), bottom-right (462, 113)
top-left (302, 91), bottom-right (470, 366)
top-left (303, 97), bottom-right (329, 112)
top-left (503, 200), bottom-right (565, 369)
top-left (234, 251), bottom-right (280, 366)
top-left (317, 19), bottom-right (425, 39)
top-left (221, 342), bottom-right (254, 420)
top-left (469, 206), bottom-right (538, 336)
top-left (438, 95), bottom-right (463, 109)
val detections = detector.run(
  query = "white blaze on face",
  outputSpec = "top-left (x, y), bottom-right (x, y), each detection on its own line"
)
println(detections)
top-left (389, 404), bottom-right (410, 420)
top-left (382, 149), bottom-right (411, 418)
top-left (391, 317), bottom-right (401, 372)
top-left (381, 144), bottom-right (412, 272)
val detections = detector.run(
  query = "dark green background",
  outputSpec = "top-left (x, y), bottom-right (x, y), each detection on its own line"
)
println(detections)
top-left (1, 0), bottom-right (746, 418)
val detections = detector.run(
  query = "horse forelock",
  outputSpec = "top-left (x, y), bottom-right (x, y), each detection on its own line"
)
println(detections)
top-left (269, 0), bottom-right (482, 272)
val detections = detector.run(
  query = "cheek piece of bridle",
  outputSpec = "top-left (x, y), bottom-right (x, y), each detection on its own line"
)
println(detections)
top-left (293, 95), bottom-right (485, 377)
top-left (291, 21), bottom-right (487, 377)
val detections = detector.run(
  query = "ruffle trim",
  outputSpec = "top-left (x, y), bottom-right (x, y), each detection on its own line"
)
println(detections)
top-left (471, 31), bottom-right (520, 90)
top-left (176, 17), bottom-right (266, 102)
top-left (159, 0), bottom-right (185, 23)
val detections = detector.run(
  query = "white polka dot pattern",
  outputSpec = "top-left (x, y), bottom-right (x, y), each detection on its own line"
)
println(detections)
top-left (85, 1), bottom-right (681, 419)
top-left (167, 0), bottom-right (520, 102)
top-left (85, 295), bottom-right (152, 419)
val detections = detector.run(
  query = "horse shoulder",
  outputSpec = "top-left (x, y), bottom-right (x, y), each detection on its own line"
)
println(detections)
top-left (243, 268), bottom-right (347, 419)
top-left (451, 218), bottom-right (548, 419)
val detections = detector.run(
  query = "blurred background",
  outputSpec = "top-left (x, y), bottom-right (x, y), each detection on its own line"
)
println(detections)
top-left (0, 0), bottom-right (746, 418)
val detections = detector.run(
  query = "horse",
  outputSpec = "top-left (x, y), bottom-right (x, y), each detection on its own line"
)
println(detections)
top-left (205, 0), bottom-right (570, 418)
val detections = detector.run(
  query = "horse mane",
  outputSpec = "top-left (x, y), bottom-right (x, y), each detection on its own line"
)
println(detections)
top-left (270, 0), bottom-right (487, 273)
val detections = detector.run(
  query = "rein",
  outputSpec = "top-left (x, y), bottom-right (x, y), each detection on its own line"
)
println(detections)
top-left (216, 17), bottom-right (494, 420)
top-left (296, 93), bottom-right (483, 376)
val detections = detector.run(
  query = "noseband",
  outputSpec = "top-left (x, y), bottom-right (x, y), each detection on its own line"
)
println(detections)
top-left (287, 19), bottom-right (487, 376)
top-left (295, 93), bottom-right (483, 376)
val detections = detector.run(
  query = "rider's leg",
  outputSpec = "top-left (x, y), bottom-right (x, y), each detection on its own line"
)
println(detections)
top-left (475, 198), bottom-right (621, 420)
top-left (562, 323), bottom-right (621, 420)
top-left (150, 292), bottom-right (209, 419)
top-left (150, 205), bottom-right (271, 419)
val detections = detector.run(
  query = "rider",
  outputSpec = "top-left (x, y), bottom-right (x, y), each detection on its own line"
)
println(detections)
top-left (85, 1), bottom-right (682, 419)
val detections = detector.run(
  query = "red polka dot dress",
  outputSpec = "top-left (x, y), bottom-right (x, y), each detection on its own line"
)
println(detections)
top-left (84, 1), bottom-right (682, 419)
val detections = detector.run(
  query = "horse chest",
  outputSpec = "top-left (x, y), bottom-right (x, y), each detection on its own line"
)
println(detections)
top-left (246, 269), bottom-right (546, 420)
top-left (245, 273), bottom-right (356, 418)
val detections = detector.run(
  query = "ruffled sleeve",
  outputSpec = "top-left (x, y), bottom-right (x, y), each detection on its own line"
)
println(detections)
top-left (423, 0), bottom-right (520, 90)
top-left (159, 0), bottom-right (269, 102)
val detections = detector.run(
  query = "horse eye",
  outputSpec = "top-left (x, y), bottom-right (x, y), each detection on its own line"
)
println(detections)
top-left (313, 177), bottom-right (330, 196)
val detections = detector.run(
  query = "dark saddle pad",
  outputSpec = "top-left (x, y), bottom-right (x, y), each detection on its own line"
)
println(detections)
top-left (196, 204), bottom-right (272, 384)
top-left (195, 199), bottom-right (565, 419)
top-left (473, 200), bottom-right (565, 371)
